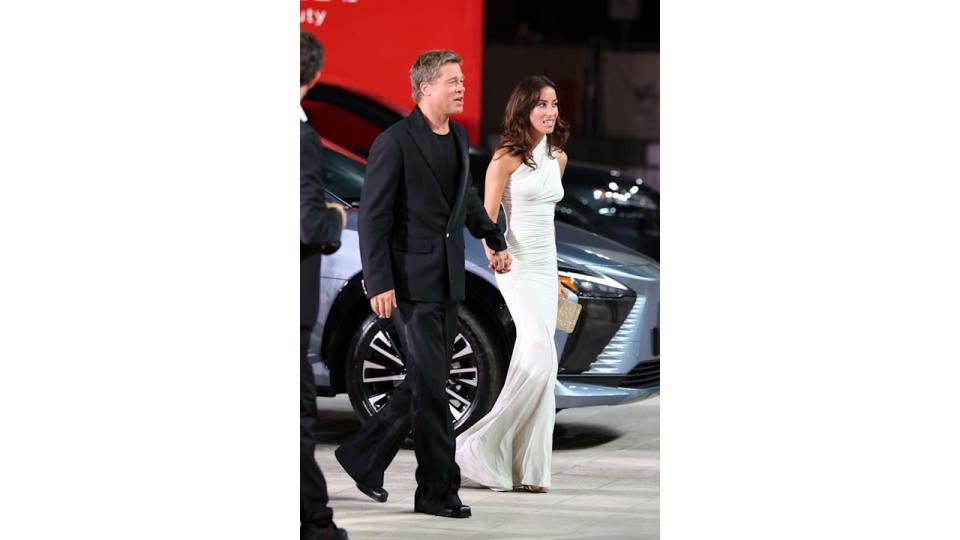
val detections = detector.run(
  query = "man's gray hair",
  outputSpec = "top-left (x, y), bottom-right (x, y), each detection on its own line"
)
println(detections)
top-left (410, 49), bottom-right (462, 102)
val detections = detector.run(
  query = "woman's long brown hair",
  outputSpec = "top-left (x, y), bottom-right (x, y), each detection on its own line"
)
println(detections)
top-left (496, 75), bottom-right (571, 169)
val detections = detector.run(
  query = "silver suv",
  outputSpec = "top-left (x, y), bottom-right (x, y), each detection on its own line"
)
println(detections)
top-left (309, 139), bottom-right (660, 433)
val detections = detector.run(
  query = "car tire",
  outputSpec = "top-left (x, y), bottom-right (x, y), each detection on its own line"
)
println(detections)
top-left (344, 304), bottom-right (507, 434)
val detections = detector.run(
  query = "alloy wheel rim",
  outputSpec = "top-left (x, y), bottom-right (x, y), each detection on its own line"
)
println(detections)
top-left (359, 320), bottom-right (481, 428)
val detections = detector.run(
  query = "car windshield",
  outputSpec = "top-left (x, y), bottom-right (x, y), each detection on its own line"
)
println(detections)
top-left (323, 146), bottom-right (365, 207)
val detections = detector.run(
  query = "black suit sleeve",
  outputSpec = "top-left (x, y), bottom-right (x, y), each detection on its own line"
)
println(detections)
top-left (358, 132), bottom-right (402, 298)
top-left (464, 172), bottom-right (507, 252)
top-left (300, 124), bottom-right (343, 247)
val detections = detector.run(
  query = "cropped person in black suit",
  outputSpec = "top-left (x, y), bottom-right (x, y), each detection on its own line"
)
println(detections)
top-left (300, 30), bottom-right (348, 540)
top-left (335, 49), bottom-right (512, 519)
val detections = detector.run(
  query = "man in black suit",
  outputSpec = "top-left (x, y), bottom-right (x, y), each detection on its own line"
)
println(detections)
top-left (335, 50), bottom-right (512, 519)
top-left (300, 30), bottom-right (348, 540)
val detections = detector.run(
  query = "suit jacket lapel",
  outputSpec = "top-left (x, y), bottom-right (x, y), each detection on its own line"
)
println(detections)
top-left (406, 107), bottom-right (451, 212)
top-left (446, 122), bottom-right (470, 233)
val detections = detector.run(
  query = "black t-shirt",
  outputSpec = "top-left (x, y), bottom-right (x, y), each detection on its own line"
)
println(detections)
top-left (434, 131), bottom-right (459, 208)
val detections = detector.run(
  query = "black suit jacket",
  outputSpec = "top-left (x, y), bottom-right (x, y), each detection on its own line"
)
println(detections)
top-left (359, 106), bottom-right (507, 302)
top-left (301, 119), bottom-right (345, 327)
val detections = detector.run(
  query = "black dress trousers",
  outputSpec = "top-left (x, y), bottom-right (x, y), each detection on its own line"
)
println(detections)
top-left (301, 327), bottom-right (334, 530)
top-left (335, 300), bottom-right (463, 512)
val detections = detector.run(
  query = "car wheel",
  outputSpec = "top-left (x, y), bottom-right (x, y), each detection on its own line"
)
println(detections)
top-left (344, 305), bottom-right (507, 434)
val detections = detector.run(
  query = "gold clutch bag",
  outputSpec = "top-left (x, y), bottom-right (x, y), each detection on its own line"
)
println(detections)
top-left (556, 297), bottom-right (583, 333)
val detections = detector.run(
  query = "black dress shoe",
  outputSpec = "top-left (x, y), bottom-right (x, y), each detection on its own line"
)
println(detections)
top-left (334, 447), bottom-right (388, 503)
top-left (301, 523), bottom-right (349, 540)
top-left (355, 482), bottom-right (388, 503)
top-left (414, 504), bottom-right (472, 518)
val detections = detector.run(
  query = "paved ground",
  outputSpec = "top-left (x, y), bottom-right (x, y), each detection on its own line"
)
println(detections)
top-left (313, 394), bottom-right (660, 540)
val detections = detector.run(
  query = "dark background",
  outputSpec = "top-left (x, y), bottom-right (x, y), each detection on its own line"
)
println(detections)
top-left (481, 0), bottom-right (660, 189)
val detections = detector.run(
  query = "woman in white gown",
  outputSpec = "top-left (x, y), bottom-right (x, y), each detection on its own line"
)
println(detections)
top-left (455, 76), bottom-right (571, 493)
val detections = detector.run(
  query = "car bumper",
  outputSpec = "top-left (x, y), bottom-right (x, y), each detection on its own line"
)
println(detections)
top-left (555, 378), bottom-right (660, 408)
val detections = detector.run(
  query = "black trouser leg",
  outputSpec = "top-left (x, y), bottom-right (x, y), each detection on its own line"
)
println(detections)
top-left (301, 326), bottom-right (334, 531)
top-left (335, 377), bottom-right (413, 488)
top-left (335, 301), bottom-right (462, 511)
top-left (409, 300), bottom-right (462, 510)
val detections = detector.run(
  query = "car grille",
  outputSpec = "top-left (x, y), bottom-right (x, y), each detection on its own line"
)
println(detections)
top-left (621, 359), bottom-right (659, 388)
top-left (585, 296), bottom-right (647, 374)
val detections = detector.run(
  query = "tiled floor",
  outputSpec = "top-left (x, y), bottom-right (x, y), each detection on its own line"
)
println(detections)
top-left (313, 394), bottom-right (660, 539)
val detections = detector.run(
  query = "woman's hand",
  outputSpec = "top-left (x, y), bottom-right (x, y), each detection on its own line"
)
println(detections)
top-left (558, 278), bottom-right (569, 299)
top-left (483, 239), bottom-right (510, 273)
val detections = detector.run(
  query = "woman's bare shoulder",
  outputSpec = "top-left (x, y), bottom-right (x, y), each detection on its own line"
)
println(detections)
top-left (490, 147), bottom-right (523, 169)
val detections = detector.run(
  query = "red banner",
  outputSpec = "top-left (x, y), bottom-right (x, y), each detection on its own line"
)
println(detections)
top-left (301, 0), bottom-right (485, 144)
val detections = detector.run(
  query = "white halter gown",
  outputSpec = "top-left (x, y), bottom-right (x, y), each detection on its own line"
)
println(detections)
top-left (455, 136), bottom-right (564, 490)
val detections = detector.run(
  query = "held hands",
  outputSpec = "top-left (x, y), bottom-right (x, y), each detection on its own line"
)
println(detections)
top-left (482, 240), bottom-right (512, 274)
top-left (489, 250), bottom-right (512, 274)
top-left (370, 289), bottom-right (398, 318)
top-left (326, 202), bottom-right (348, 229)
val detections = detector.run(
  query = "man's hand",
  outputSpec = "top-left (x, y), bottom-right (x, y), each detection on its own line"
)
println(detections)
top-left (370, 289), bottom-right (397, 319)
top-left (488, 249), bottom-right (513, 274)
top-left (326, 202), bottom-right (348, 229)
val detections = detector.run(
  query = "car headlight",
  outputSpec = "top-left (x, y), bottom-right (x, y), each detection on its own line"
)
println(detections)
top-left (592, 183), bottom-right (657, 211)
top-left (558, 268), bottom-right (630, 299)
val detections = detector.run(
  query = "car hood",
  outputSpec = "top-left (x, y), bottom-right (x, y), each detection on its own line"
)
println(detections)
top-left (556, 222), bottom-right (656, 269)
